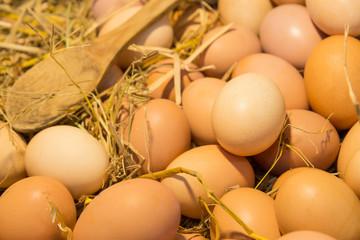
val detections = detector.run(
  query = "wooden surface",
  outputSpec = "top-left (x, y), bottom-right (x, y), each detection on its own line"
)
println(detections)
top-left (5, 0), bottom-right (181, 132)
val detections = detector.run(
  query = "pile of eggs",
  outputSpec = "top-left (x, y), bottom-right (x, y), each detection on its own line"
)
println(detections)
top-left (1, 0), bottom-right (360, 239)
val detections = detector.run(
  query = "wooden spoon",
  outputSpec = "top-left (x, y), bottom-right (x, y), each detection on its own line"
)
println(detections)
top-left (5, 0), bottom-right (181, 133)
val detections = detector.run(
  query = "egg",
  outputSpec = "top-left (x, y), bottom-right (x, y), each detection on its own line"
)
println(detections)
top-left (306, 0), bottom-right (360, 37)
top-left (337, 121), bottom-right (360, 177)
top-left (232, 53), bottom-right (308, 110)
top-left (277, 230), bottom-right (337, 240)
top-left (274, 168), bottom-right (360, 240)
top-left (124, 98), bottom-right (191, 173)
top-left (173, 233), bottom-right (206, 240)
top-left (198, 26), bottom-right (262, 78)
top-left (161, 144), bottom-right (255, 219)
top-left (343, 148), bottom-right (360, 198)
top-left (260, 4), bottom-right (323, 69)
top-left (0, 176), bottom-right (76, 240)
top-left (210, 187), bottom-right (281, 240)
top-left (98, 5), bottom-right (141, 34)
top-left (304, 35), bottom-right (360, 130)
top-left (0, 121), bottom-right (27, 188)
top-left (181, 77), bottom-right (226, 145)
top-left (72, 178), bottom-right (181, 240)
top-left (24, 125), bottom-right (109, 199)
top-left (252, 109), bottom-right (340, 176)
top-left (218, 0), bottom-right (273, 35)
top-left (147, 58), bottom-right (204, 101)
top-left (269, 167), bottom-right (308, 198)
top-left (91, 0), bottom-right (144, 20)
top-left (99, 5), bottom-right (174, 69)
top-left (272, 0), bottom-right (305, 5)
top-left (212, 73), bottom-right (286, 156)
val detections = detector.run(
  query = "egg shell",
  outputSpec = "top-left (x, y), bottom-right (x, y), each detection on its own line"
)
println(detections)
top-left (173, 233), bottom-right (206, 240)
top-left (274, 168), bottom-right (360, 240)
top-left (99, 5), bottom-right (174, 69)
top-left (181, 77), bottom-right (226, 145)
top-left (218, 0), bottom-right (273, 35)
top-left (124, 98), bottom-right (191, 173)
top-left (304, 35), bottom-right (360, 130)
top-left (277, 230), bottom-right (337, 240)
top-left (147, 58), bottom-right (204, 101)
top-left (337, 121), bottom-right (360, 177)
top-left (72, 178), bottom-right (181, 240)
top-left (210, 187), bottom-right (281, 240)
top-left (269, 167), bottom-right (308, 198)
top-left (0, 121), bottom-right (27, 188)
top-left (272, 0), bottom-right (305, 5)
top-left (198, 26), bottom-right (262, 78)
top-left (25, 125), bottom-right (109, 199)
top-left (212, 72), bottom-right (286, 156)
top-left (98, 5), bottom-right (140, 34)
top-left (232, 53), bottom-right (309, 110)
top-left (0, 176), bottom-right (76, 240)
top-left (91, 0), bottom-right (144, 20)
top-left (252, 109), bottom-right (340, 176)
top-left (343, 148), bottom-right (360, 198)
top-left (161, 144), bottom-right (255, 219)
top-left (306, 0), bottom-right (360, 37)
top-left (260, 4), bottom-right (323, 69)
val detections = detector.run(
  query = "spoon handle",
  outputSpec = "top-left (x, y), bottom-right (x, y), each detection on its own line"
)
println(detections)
top-left (90, 0), bottom-right (181, 65)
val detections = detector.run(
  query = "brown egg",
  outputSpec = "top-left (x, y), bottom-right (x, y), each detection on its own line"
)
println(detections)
top-left (220, 239), bottom-right (251, 240)
top-left (198, 26), bottom-right (262, 78)
top-left (161, 144), bottom-right (255, 219)
top-left (252, 109), bottom-right (340, 176)
top-left (232, 53), bottom-right (308, 110)
top-left (218, 0), bottom-right (273, 35)
top-left (304, 35), bottom-right (360, 130)
top-left (275, 168), bottom-right (360, 240)
top-left (210, 187), bottom-right (281, 240)
top-left (343, 148), bottom-right (360, 198)
top-left (173, 233), bottom-right (206, 240)
top-left (269, 167), bottom-right (308, 198)
top-left (91, 0), bottom-right (144, 20)
top-left (97, 64), bottom-right (124, 93)
top-left (99, 5), bottom-right (174, 69)
top-left (124, 98), bottom-right (191, 173)
top-left (0, 176), bottom-right (76, 240)
top-left (147, 58), bottom-right (204, 101)
top-left (72, 178), bottom-right (181, 240)
top-left (212, 73), bottom-right (286, 156)
top-left (272, 0), bottom-right (305, 5)
top-left (277, 230), bottom-right (337, 240)
top-left (260, 4), bottom-right (323, 69)
top-left (0, 121), bottom-right (27, 188)
top-left (306, 0), bottom-right (360, 37)
top-left (25, 125), bottom-right (109, 199)
top-left (182, 77), bottom-right (226, 145)
top-left (337, 121), bottom-right (360, 177)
